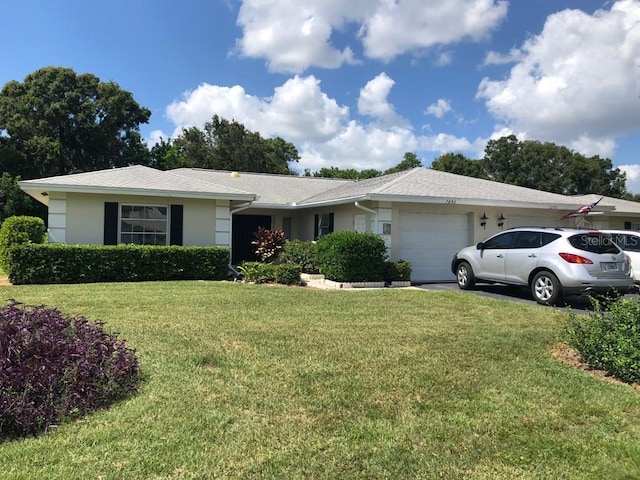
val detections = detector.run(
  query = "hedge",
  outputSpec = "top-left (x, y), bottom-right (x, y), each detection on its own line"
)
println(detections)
top-left (5, 244), bottom-right (230, 285)
top-left (316, 231), bottom-right (387, 282)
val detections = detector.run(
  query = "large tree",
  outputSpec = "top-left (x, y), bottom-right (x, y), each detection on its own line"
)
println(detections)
top-left (0, 66), bottom-right (151, 180)
top-left (482, 135), bottom-right (627, 196)
top-left (431, 152), bottom-right (485, 178)
top-left (432, 135), bottom-right (628, 197)
top-left (151, 116), bottom-right (300, 174)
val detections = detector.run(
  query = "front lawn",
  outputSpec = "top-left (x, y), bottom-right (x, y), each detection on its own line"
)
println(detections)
top-left (0, 282), bottom-right (639, 479)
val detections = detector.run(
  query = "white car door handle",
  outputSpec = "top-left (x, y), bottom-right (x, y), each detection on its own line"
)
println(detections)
top-left (528, 254), bottom-right (537, 258)
top-left (496, 254), bottom-right (504, 258)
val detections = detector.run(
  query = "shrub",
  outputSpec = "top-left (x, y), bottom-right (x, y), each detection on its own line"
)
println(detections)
top-left (564, 297), bottom-right (640, 384)
top-left (316, 231), bottom-right (387, 282)
top-left (385, 260), bottom-right (413, 283)
top-left (239, 261), bottom-right (277, 284)
top-left (275, 264), bottom-right (301, 285)
top-left (5, 244), bottom-right (230, 285)
top-left (0, 301), bottom-right (139, 438)
top-left (0, 215), bottom-right (46, 270)
top-left (280, 240), bottom-right (319, 273)
top-left (252, 227), bottom-right (287, 263)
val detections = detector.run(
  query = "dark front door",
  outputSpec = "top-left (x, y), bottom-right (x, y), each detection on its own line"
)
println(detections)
top-left (232, 215), bottom-right (272, 265)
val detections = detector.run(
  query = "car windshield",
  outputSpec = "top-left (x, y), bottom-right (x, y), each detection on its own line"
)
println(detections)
top-left (567, 233), bottom-right (620, 254)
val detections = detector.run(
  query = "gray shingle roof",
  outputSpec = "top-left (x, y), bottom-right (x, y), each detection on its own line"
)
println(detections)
top-left (19, 165), bottom-right (640, 214)
top-left (172, 168), bottom-right (351, 206)
top-left (298, 167), bottom-right (578, 207)
top-left (20, 165), bottom-right (255, 199)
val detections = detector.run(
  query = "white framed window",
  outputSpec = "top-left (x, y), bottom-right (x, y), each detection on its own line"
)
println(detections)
top-left (120, 205), bottom-right (168, 245)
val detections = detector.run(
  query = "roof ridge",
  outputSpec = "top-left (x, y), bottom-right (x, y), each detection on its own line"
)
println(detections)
top-left (369, 167), bottom-right (421, 194)
top-left (164, 169), bottom-right (253, 195)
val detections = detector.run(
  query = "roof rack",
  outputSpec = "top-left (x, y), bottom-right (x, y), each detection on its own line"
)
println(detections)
top-left (504, 226), bottom-right (597, 231)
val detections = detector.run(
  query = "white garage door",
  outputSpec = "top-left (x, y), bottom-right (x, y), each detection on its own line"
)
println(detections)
top-left (398, 212), bottom-right (470, 283)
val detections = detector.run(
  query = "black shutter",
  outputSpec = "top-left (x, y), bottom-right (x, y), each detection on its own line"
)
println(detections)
top-left (170, 204), bottom-right (184, 246)
top-left (104, 202), bottom-right (118, 245)
top-left (314, 214), bottom-right (319, 240)
top-left (625, 221), bottom-right (632, 230)
top-left (328, 212), bottom-right (334, 233)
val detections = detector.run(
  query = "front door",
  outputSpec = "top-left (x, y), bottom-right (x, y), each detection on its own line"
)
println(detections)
top-left (232, 215), bottom-right (272, 265)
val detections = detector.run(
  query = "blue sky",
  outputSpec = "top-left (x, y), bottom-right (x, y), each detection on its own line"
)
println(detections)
top-left (2, 0), bottom-right (640, 191)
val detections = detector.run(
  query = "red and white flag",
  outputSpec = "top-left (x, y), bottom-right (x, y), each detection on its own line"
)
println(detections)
top-left (561, 197), bottom-right (603, 219)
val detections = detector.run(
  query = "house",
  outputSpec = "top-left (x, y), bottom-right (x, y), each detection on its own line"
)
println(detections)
top-left (19, 166), bottom-right (640, 283)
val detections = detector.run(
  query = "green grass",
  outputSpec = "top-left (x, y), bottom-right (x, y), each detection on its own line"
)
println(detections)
top-left (0, 282), bottom-right (639, 479)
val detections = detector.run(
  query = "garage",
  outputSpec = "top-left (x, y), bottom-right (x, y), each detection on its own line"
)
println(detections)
top-left (398, 211), bottom-right (471, 283)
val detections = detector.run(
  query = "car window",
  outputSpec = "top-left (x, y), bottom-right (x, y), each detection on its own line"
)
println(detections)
top-left (513, 231), bottom-right (541, 249)
top-left (541, 232), bottom-right (561, 246)
top-left (482, 231), bottom-right (518, 249)
top-left (610, 233), bottom-right (640, 252)
top-left (568, 233), bottom-right (620, 254)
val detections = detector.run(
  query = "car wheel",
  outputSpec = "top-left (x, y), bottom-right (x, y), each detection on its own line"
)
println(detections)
top-left (531, 271), bottom-right (561, 305)
top-left (456, 261), bottom-right (475, 290)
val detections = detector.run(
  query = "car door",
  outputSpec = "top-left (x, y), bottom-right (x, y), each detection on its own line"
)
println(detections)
top-left (476, 231), bottom-right (518, 282)
top-left (504, 231), bottom-right (542, 285)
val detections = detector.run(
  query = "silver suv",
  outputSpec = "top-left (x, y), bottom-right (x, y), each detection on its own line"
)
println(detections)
top-left (451, 227), bottom-right (633, 305)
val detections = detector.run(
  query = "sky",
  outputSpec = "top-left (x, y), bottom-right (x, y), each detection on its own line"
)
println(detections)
top-left (2, 0), bottom-right (640, 192)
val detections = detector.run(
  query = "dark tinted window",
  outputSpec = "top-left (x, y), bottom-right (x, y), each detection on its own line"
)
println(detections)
top-left (513, 231), bottom-right (541, 248)
top-left (568, 233), bottom-right (620, 254)
top-left (482, 231), bottom-right (518, 249)
top-left (541, 232), bottom-right (561, 246)
top-left (610, 233), bottom-right (640, 252)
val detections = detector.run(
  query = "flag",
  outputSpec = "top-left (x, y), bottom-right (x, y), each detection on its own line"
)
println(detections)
top-left (561, 197), bottom-right (603, 219)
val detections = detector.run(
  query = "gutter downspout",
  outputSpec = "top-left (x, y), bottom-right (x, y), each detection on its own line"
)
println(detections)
top-left (229, 201), bottom-right (254, 278)
top-left (354, 201), bottom-right (378, 234)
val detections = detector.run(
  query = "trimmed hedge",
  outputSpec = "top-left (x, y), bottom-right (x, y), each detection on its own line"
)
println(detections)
top-left (280, 240), bottom-right (319, 273)
top-left (316, 231), bottom-right (387, 282)
top-left (565, 297), bottom-right (640, 384)
top-left (0, 216), bottom-right (46, 270)
top-left (385, 260), bottom-right (413, 283)
top-left (5, 244), bottom-right (230, 285)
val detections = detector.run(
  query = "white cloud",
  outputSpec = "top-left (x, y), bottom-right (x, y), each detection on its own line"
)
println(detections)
top-left (477, 0), bottom-right (640, 159)
top-left (361, 0), bottom-right (508, 61)
top-left (357, 72), bottom-right (407, 127)
top-left (426, 99), bottom-right (452, 119)
top-left (235, 0), bottom-right (508, 72)
top-left (483, 48), bottom-right (524, 66)
top-left (620, 164), bottom-right (640, 194)
top-left (162, 74), bottom-right (481, 173)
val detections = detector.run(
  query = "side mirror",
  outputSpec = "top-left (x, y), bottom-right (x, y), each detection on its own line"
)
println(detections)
top-left (476, 242), bottom-right (484, 250)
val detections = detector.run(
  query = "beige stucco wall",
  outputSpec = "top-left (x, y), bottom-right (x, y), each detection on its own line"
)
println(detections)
top-left (56, 193), bottom-right (227, 247)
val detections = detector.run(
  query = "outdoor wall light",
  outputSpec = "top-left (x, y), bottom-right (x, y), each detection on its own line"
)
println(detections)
top-left (498, 213), bottom-right (506, 228)
top-left (480, 213), bottom-right (488, 229)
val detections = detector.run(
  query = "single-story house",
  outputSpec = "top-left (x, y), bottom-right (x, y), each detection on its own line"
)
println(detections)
top-left (19, 166), bottom-right (640, 283)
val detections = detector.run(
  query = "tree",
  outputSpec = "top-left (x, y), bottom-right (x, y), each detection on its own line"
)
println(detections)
top-left (313, 152), bottom-right (423, 179)
top-left (433, 135), bottom-right (628, 197)
top-left (482, 135), bottom-right (627, 196)
top-left (431, 152), bottom-right (485, 178)
top-left (383, 152), bottom-right (422, 175)
top-left (159, 116), bottom-right (300, 174)
top-left (0, 66), bottom-right (151, 179)
top-left (0, 173), bottom-right (45, 223)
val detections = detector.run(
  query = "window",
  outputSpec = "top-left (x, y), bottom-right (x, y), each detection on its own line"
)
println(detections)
top-left (120, 205), bottom-right (168, 245)
top-left (314, 213), bottom-right (334, 239)
top-left (282, 217), bottom-right (292, 240)
top-left (482, 231), bottom-right (517, 249)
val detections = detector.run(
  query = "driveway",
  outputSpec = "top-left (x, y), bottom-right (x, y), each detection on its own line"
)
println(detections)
top-left (415, 282), bottom-right (638, 311)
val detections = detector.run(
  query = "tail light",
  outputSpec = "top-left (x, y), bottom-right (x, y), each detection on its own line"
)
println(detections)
top-left (559, 252), bottom-right (593, 264)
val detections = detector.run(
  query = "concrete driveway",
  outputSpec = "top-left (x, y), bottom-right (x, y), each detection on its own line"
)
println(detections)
top-left (415, 282), bottom-right (638, 311)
